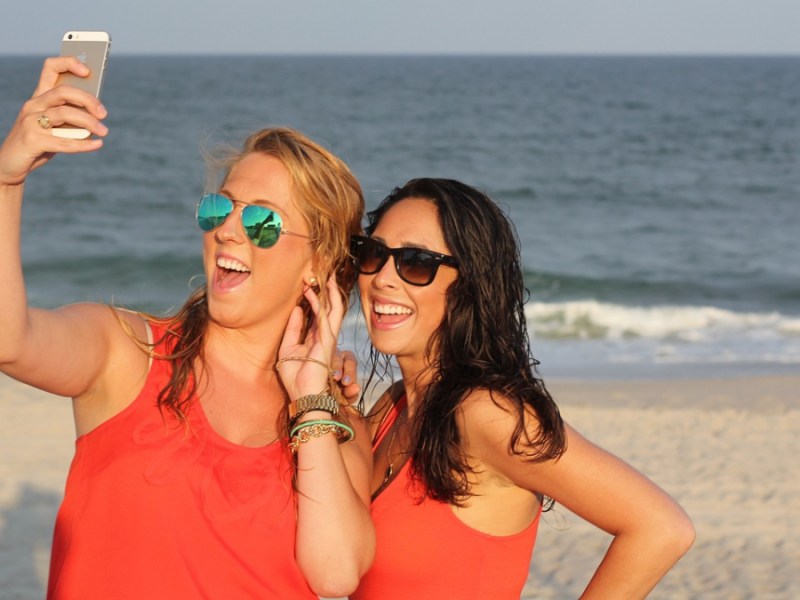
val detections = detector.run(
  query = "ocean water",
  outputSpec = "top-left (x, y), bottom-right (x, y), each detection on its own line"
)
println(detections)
top-left (1, 55), bottom-right (798, 379)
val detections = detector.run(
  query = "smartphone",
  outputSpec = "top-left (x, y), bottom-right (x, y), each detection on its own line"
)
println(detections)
top-left (53, 31), bottom-right (111, 139)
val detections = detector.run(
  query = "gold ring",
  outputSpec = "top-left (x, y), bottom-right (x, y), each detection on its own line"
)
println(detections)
top-left (37, 114), bottom-right (52, 130)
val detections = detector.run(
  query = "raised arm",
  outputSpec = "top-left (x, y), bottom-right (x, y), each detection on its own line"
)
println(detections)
top-left (277, 276), bottom-right (375, 597)
top-left (0, 57), bottom-right (138, 401)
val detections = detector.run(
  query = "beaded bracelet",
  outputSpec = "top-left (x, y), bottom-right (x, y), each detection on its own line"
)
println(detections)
top-left (289, 419), bottom-right (355, 454)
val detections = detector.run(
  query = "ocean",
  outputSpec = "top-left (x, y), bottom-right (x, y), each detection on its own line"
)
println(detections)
top-left (1, 55), bottom-right (798, 379)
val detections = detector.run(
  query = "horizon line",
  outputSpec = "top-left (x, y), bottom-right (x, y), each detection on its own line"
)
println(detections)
top-left (2, 50), bottom-right (800, 58)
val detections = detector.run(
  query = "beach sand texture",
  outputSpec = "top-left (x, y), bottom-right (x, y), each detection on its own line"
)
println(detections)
top-left (1, 373), bottom-right (798, 599)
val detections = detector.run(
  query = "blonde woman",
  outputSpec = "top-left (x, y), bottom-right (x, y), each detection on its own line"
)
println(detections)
top-left (0, 56), bottom-right (374, 599)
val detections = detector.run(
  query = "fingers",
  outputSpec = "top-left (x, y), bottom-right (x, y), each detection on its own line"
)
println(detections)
top-left (332, 350), bottom-right (358, 389)
top-left (27, 88), bottom-right (107, 129)
top-left (341, 380), bottom-right (362, 402)
top-left (34, 57), bottom-right (89, 96)
top-left (303, 275), bottom-right (344, 336)
top-left (41, 105), bottom-right (108, 138)
top-left (26, 57), bottom-right (108, 138)
top-left (324, 275), bottom-right (345, 334)
top-left (279, 305), bottom-right (305, 356)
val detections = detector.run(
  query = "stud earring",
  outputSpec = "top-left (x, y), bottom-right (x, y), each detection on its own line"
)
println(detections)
top-left (309, 277), bottom-right (318, 287)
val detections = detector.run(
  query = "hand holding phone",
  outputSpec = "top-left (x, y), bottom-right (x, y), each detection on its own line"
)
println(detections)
top-left (53, 31), bottom-right (111, 140)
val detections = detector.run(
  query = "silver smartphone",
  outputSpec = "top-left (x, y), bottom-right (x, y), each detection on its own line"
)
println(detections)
top-left (53, 31), bottom-right (111, 139)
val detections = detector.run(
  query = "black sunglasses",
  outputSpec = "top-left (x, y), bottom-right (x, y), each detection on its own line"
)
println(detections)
top-left (351, 235), bottom-right (458, 286)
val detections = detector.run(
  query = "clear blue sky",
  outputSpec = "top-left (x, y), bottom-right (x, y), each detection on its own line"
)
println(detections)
top-left (2, 0), bottom-right (799, 55)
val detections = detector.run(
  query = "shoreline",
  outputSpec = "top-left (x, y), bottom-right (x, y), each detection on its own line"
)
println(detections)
top-left (2, 373), bottom-right (798, 599)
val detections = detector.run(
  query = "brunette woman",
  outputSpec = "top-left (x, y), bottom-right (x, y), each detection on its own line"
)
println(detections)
top-left (350, 178), bottom-right (694, 599)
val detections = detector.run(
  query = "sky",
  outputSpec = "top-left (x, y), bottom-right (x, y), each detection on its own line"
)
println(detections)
top-left (2, 0), bottom-right (799, 56)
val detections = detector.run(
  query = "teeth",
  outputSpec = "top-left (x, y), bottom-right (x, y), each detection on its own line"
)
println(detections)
top-left (217, 257), bottom-right (250, 273)
top-left (374, 302), bottom-right (412, 315)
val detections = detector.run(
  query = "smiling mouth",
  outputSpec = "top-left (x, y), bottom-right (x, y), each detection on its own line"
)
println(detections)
top-left (215, 256), bottom-right (251, 290)
top-left (373, 301), bottom-right (412, 323)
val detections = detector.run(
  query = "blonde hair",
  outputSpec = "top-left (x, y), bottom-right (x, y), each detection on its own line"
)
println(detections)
top-left (146, 127), bottom-right (364, 421)
top-left (209, 127), bottom-right (364, 303)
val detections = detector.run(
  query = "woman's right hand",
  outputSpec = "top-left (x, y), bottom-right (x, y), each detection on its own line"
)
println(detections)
top-left (0, 56), bottom-right (108, 187)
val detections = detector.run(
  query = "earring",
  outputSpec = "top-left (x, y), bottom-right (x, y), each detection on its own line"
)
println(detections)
top-left (309, 277), bottom-right (318, 287)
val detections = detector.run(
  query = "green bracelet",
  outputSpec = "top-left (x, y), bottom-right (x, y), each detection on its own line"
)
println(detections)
top-left (290, 419), bottom-right (355, 441)
top-left (288, 419), bottom-right (356, 454)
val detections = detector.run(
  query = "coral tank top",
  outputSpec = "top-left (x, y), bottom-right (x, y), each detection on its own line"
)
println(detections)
top-left (47, 322), bottom-right (314, 600)
top-left (351, 395), bottom-right (541, 600)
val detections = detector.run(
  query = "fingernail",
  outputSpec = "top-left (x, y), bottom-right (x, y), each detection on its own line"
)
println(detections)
top-left (97, 104), bottom-right (107, 118)
top-left (342, 375), bottom-right (352, 385)
top-left (332, 370), bottom-right (342, 379)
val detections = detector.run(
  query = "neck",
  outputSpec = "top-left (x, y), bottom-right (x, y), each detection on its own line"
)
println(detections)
top-left (204, 320), bottom-right (282, 379)
top-left (397, 362), bottom-right (437, 418)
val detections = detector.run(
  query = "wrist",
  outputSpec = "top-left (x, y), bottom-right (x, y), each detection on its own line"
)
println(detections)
top-left (0, 181), bottom-right (25, 200)
top-left (288, 391), bottom-right (338, 425)
top-left (288, 418), bottom-right (355, 453)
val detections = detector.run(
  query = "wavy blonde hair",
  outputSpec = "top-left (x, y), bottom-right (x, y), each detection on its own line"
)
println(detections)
top-left (145, 128), bottom-right (364, 421)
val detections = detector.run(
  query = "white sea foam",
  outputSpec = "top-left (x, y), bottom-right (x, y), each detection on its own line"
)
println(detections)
top-left (527, 300), bottom-right (800, 342)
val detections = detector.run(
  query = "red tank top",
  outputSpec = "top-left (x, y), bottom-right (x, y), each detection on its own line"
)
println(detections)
top-left (47, 323), bottom-right (315, 600)
top-left (351, 395), bottom-right (541, 600)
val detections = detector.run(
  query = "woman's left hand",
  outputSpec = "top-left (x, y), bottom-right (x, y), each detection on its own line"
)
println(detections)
top-left (277, 276), bottom-right (343, 401)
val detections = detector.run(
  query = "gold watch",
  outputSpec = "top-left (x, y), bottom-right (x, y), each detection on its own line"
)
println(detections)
top-left (289, 392), bottom-right (339, 422)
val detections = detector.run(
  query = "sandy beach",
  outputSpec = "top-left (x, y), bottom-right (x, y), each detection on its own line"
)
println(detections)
top-left (1, 373), bottom-right (798, 599)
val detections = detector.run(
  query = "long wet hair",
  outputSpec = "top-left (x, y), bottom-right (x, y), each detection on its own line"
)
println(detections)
top-left (147, 127), bottom-right (364, 421)
top-left (364, 178), bottom-right (565, 505)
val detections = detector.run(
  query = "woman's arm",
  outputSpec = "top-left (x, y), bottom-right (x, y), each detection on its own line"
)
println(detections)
top-left (278, 277), bottom-right (375, 597)
top-left (0, 57), bottom-right (133, 400)
top-left (294, 408), bottom-right (375, 597)
top-left (535, 425), bottom-right (695, 598)
top-left (464, 393), bottom-right (695, 599)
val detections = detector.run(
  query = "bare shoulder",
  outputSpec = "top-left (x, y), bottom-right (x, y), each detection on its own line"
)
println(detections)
top-left (56, 303), bottom-right (151, 373)
top-left (459, 388), bottom-right (539, 448)
top-left (458, 388), bottom-right (557, 487)
top-left (5, 303), bottom-right (148, 396)
top-left (70, 306), bottom-right (153, 434)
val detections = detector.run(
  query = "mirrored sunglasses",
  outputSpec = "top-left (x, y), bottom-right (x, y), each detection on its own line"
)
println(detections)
top-left (196, 193), bottom-right (310, 249)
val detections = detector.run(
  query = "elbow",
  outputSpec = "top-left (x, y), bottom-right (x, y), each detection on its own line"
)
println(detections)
top-left (660, 512), bottom-right (696, 561)
top-left (0, 350), bottom-right (19, 373)
top-left (305, 568), bottom-right (363, 599)
top-left (301, 545), bottom-right (374, 598)
top-left (0, 337), bottom-right (21, 366)
top-left (674, 515), bottom-right (696, 556)
top-left (0, 329), bottom-right (27, 367)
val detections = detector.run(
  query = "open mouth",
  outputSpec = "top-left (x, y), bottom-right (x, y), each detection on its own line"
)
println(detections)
top-left (373, 300), bottom-right (413, 324)
top-left (215, 256), bottom-right (251, 290)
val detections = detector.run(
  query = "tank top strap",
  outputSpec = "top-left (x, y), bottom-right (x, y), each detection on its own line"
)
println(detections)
top-left (147, 320), bottom-right (180, 354)
top-left (372, 394), bottom-right (407, 450)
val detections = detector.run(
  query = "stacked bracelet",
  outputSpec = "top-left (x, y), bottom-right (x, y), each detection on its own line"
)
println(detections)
top-left (288, 419), bottom-right (355, 454)
top-left (288, 391), bottom-right (339, 426)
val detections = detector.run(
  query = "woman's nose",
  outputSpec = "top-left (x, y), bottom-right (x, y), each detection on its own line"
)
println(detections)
top-left (215, 206), bottom-right (245, 244)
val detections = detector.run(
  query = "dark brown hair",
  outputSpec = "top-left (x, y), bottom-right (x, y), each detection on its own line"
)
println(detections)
top-left (364, 178), bottom-right (565, 505)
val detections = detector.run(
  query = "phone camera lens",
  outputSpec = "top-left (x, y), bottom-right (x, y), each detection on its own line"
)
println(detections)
top-left (68, 34), bottom-right (73, 39)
